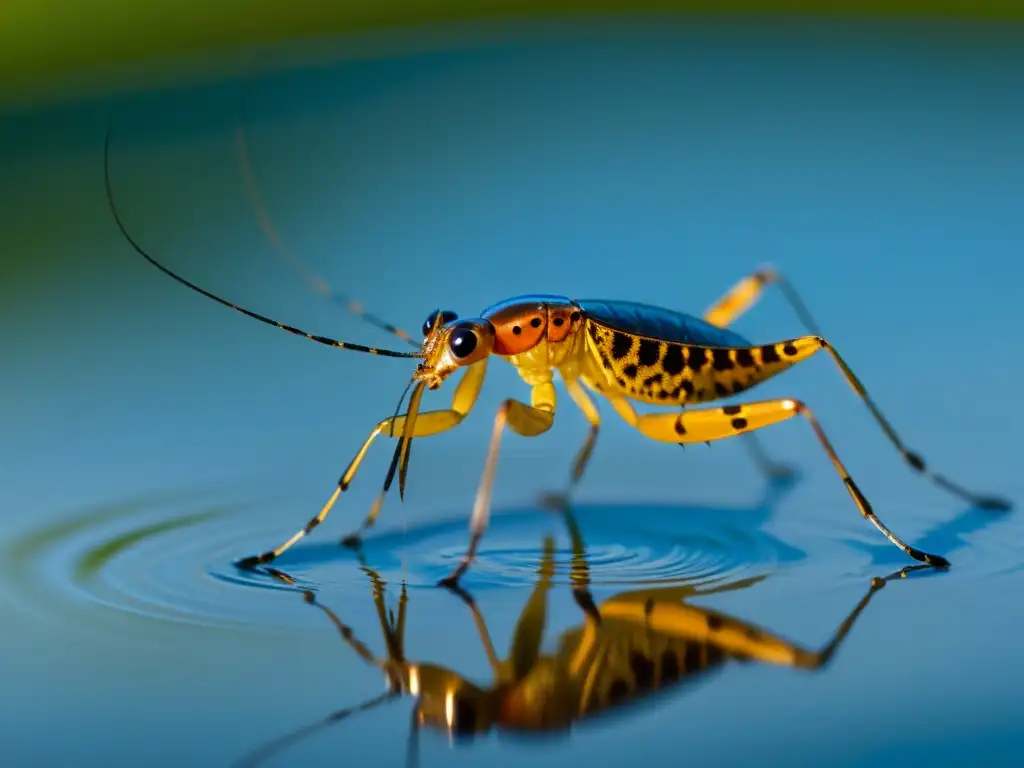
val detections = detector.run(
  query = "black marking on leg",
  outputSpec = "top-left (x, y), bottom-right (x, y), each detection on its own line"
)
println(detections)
top-left (731, 417), bottom-right (748, 430)
top-left (760, 345), bottom-right (781, 364)
top-left (638, 339), bottom-right (660, 367)
top-left (782, 343), bottom-right (798, 357)
top-left (905, 451), bottom-right (925, 472)
top-left (303, 516), bottom-right (321, 534)
top-left (722, 405), bottom-right (742, 415)
top-left (237, 551), bottom-right (275, 569)
top-left (663, 344), bottom-right (685, 375)
top-left (706, 614), bottom-right (723, 631)
top-left (674, 417), bottom-right (687, 436)
top-left (611, 332), bottom-right (633, 359)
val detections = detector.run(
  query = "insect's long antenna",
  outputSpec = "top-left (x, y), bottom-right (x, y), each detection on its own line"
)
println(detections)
top-left (233, 691), bottom-right (399, 768)
top-left (235, 107), bottom-right (417, 347)
top-left (104, 129), bottom-right (422, 359)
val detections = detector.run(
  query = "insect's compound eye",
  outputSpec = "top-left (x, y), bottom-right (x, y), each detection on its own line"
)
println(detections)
top-left (448, 326), bottom-right (478, 360)
top-left (422, 309), bottom-right (459, 337)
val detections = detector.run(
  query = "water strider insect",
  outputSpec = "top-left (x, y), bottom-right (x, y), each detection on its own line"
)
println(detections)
top-left (235, 511), bottom-right (928, 767)
top-left (104, 128), bottom-right (1011, 587)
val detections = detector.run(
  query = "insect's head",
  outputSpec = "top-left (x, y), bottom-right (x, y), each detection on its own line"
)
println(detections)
top-left (414, 308), bottom-right (495, 389)
top-left (405, 663), bottom-right (499, 740)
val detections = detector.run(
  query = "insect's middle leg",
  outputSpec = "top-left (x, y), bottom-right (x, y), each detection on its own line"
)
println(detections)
top-left (439, 380), bottom-right (557, 587)
top-left (607, 394), bottom-right (950, 568)
top-left (236, 361), bottom-right (487, 570)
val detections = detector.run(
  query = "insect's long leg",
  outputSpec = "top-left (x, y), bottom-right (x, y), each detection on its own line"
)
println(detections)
top-left (804, 336), bottom-right (1008, 511)
top-left (599, 568), bottom-right (911, 670)
top-left (234, 124), bottom-right (418, 347)
top-left (607, 393), bottom-right (951, 567)
top-left (236, 360), bottom-right (488, 570)
top-left (703, 265), bottom-right (822, 336)
top-left (440, 382), bottom-right (557, 587)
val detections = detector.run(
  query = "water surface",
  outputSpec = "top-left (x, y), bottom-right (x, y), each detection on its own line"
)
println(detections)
top-left (2, 16), bottom-right (1023, 767)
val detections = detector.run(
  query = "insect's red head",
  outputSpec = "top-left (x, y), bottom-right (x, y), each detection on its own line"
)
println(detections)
top-left (414, 310), bottom-right (495, 389)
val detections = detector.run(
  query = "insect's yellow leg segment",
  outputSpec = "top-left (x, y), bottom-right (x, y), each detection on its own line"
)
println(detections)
top-left (439, 380), bottom-right (557, 586)
top-left (612, 394), bottom-right (951, 567)
top-left (703, 265), bottom-right (822, 336)
top-left (236, 361), bottom-right (488, 570)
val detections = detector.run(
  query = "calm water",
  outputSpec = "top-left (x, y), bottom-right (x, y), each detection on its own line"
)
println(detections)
top-left (3, 17), bottom-right (1024, 767)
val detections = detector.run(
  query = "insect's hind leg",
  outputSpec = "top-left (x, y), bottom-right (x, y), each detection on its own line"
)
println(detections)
top-left (236, 361), bottom-right (487, 570)
top-left (703, 265), bottom-right (821, 336)
top-left (702, 266), bottom-right (823, 481)
top-left (608, 394), bottom-right (950, 568)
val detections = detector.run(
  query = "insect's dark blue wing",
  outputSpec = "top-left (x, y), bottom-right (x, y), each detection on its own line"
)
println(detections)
top-left (576, 299), bottom-right (752, 348)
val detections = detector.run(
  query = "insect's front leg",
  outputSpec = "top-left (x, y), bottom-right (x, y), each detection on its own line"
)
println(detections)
top-left (236, 361), bottom-right (488, 570)
top-left (439, 380), bottom-right (557, 587)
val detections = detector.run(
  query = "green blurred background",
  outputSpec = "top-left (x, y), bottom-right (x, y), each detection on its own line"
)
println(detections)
top-left (4, 0), bottom-right (1024, 106)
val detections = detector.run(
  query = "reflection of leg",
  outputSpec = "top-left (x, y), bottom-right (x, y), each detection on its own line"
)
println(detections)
top-left (601, 571), bottom-right (897, 670)
top-left (609, 394), bottom-right (949, 567)
top-left (440, 382), bottom-right (557, 587)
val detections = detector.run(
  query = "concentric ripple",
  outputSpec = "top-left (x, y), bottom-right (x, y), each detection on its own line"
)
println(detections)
top-left (6, 479), bottom-right (1015, 635)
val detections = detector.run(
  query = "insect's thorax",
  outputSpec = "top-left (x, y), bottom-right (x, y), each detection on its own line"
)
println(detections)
top-left (479, 295), bottom-right (589, 386)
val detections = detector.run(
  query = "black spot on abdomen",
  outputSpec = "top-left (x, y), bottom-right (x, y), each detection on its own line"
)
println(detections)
top-left (611, 332), bottom-right (633, 360)
top-left (637, 339), bottom-right (661, 367)
top-left (663, 344), bottom-right (685, 375)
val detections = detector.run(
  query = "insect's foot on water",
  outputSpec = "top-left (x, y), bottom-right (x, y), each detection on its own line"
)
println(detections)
top-left (236, 552), bottom-right (273, 570)
top-left (918, 550), bottom-right (951, 569)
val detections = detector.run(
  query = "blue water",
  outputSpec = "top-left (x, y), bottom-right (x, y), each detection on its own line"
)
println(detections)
top-left (2, 16), bottom-right (1023, 767)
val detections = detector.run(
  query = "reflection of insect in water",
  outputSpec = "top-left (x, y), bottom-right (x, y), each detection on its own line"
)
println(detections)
top-left (103, 128), bottom-right (1010, 587)
top-left (234, 512), bottom-right (930, 768)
